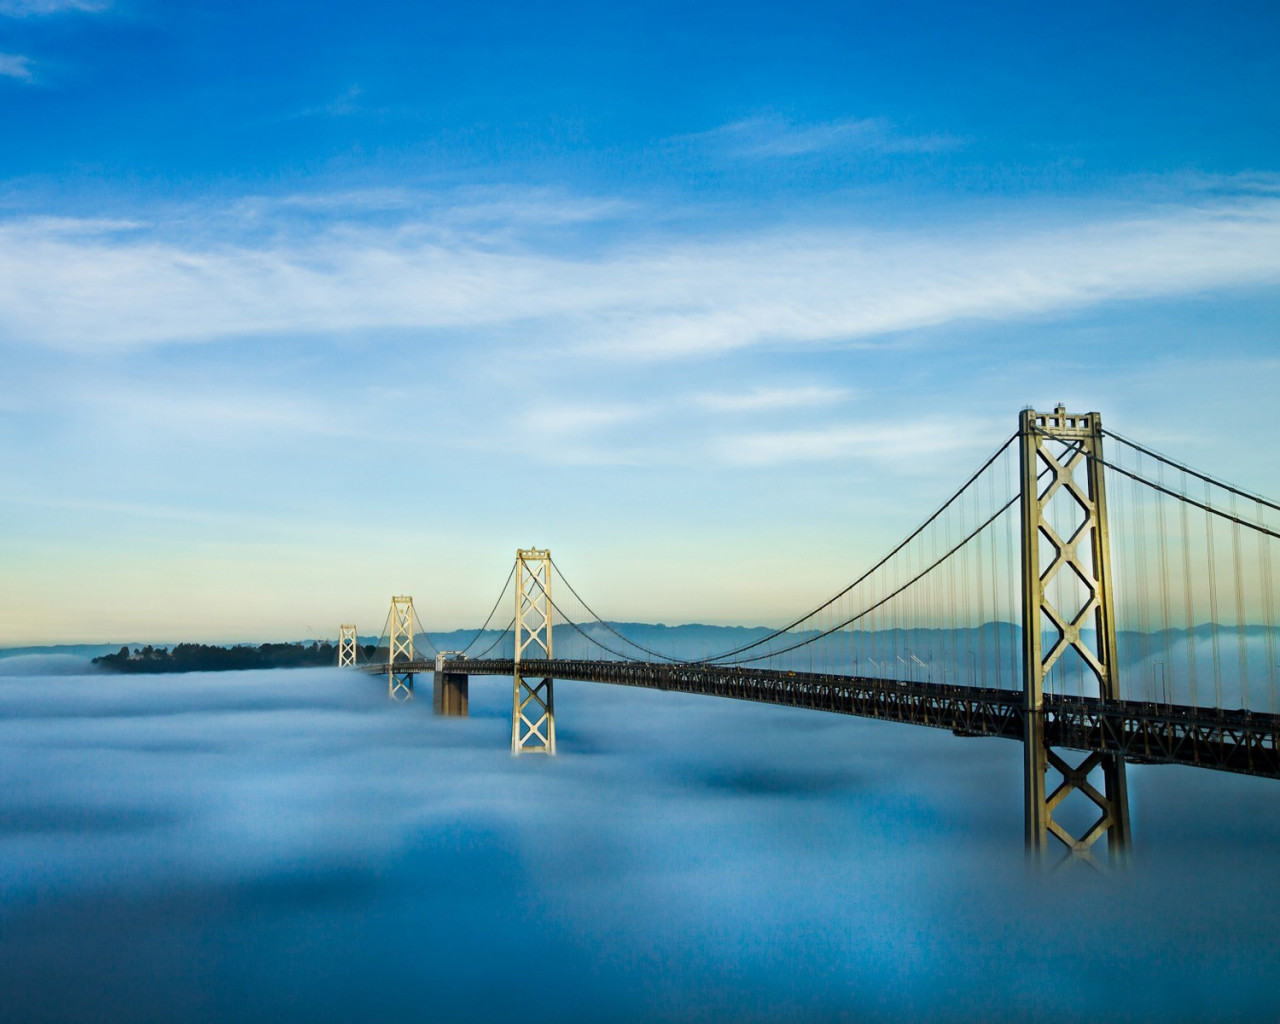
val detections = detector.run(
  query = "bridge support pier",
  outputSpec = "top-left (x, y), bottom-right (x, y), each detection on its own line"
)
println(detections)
top-left (1020, 406), bottom-right (1131, 868)
top-left (513, 548), bottom-right (555, 755)
top-left (434, 653), bottom-right (470, 716)
top-left (389, 595), bottom-right (415, 702)
top-left (338, 624), bottom-right (358, 667)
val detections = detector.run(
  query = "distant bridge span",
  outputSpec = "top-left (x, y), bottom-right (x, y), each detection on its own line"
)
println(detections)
top-left (376, 657), bottom-right (1280, 780)
top-left (346, 405), bottom-right (1280, 867)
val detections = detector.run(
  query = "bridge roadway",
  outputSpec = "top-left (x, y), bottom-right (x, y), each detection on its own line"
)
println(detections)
top-left (377, 658), bottom-right (1280, 779)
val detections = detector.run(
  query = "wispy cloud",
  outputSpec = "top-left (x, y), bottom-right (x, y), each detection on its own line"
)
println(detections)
top-left (0, 0), bottom-right (108, 14)
top-left (693, 386), bottom-right (849, 413)
top-left (504, 387), bottom-right (864, 467)
top-left (248, 184), bottom-right (634, 228)
top-left (1, 190), bottom-right (1279, 360)
top-left (710, 419), bottom-right (986, 466)
top-left (294, 84), bottom-right (365, 119)
top-left (90, 391), bottom-right (349, 441)
top-left (507, 404), bottom-right (998, 468)
top-left (522, 403), bottom-right (647, 435)
top-left (0, 52), bottom-right (33, 79)
top-left (435, 187), bottom-right (634, 229)
top-left (683, 114), bottom-right (959, 159)
top-left (525, 386), bottom-right (847, 433)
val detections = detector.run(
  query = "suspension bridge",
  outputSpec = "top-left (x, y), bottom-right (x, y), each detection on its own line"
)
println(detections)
top-left (337, 406), bottom-right (1280, 867)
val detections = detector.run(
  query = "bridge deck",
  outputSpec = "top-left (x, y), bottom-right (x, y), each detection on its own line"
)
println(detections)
top-left (370, 658), bottom-right (1280, 779)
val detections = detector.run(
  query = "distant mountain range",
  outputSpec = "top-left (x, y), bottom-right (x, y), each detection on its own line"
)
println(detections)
top-left (0, 643), bottom-right (140, 660)
top-left (2, 621), bottom-right (1275, 674)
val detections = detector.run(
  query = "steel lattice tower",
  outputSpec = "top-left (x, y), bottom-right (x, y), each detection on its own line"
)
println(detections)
top-left (388, 595), bottom-right (415, 702)
top-left (1020, 405), bottom-right (1131, 867)
top-left (338, 624), bottom-right (358, 667)
top-left (513, 548), bottom-right (555, 754)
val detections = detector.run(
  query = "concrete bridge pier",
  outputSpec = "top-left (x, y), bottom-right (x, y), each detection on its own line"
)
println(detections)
top-left (434, 653), bottom-right (469, 716)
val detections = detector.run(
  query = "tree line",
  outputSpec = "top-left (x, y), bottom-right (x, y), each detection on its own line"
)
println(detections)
top-left (92, 641), bottom-right (361, 673)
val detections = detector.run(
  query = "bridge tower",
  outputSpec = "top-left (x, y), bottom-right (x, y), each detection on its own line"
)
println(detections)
top-left (512, 548), bottom-right (555, 755)
top-left (337, 624), bottom-right (358, 667)
top-left (1019, 405), bottom-right (1131, 867)
top-left (388, 595), bottom-right (415, 702)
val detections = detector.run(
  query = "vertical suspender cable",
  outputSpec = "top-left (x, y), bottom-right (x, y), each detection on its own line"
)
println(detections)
top-left (959, 483), bottom-right (972, 687)
top-left (1119, 464), bottom-right (1143, 703)
top-left (1258, 504), bottom-right (1278, 714)
top-left (1179, 468), bottom-right (1199, 707)
top-left (937, 506), bottom-right (947, 683)
top-left (873, 562), bottom-right (881, 678)
top-left (1131, 456), bottom-right (1154, 702)
top-left (884, 545), bottom-right (894, 680)
top-left (990, 462), bottom-right (1005, 690)
top-left (946, 499), bottom-right (957, 688)
top-left (1206, 478), bottom-right (1224, 709)
top-left (1155, 461), bottom-right (1174, 706)
top-left (902, 518), bottom-right (912, 681)
top-left (1005, 445), bottom-right (1019, 693)
top-left (979, 468), bottom-right (991, 687)
top-left (1229, 492), bottom-right (1249, 709)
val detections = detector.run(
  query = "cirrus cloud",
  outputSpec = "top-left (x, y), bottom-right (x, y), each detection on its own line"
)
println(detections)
top-left (0, 0), bottom-right (109, 15)
top-left (680, 113), bottom-right (960, 158)
top-left (0, 51), bottom-right (33, 78)
top-left (0, 189), bottom-right (1278, 360)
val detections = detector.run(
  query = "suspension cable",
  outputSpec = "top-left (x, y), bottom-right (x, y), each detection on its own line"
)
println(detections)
top-left (719, 494), bottom-right (1021, 668)
top-left (369, 608), bottom-right (393, 665)
top-left (698, 432), bottom-right (1020, 664)
top-left (410, 605), bottom-right (441, 657)
top-left (523, 571), bottom-right (650, 662)
top-left (456, 563), bottom-right (517, 655)
top-left (470, 617), bottom-right (516, 660)
top-left (1096, 454), bottom-right (1280, 541)
top-left (707, 431), bottom-right (1073, 665)
top-left (549, 557), bottom-right (692, 663)
top-left (405, 563), bottom-right (516, 656)
top-left (473, 431), bottom-right (1040, 670)
top-left (1103, 428), bottom-right (1280, 514)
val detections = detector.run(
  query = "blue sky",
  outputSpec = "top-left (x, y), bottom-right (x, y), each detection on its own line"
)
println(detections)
top-left (1, 0), bottom-right (1278, 643)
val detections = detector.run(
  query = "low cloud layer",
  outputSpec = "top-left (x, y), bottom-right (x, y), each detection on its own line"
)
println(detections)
top-left (2, 666), bottom-right (1278, 1022)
